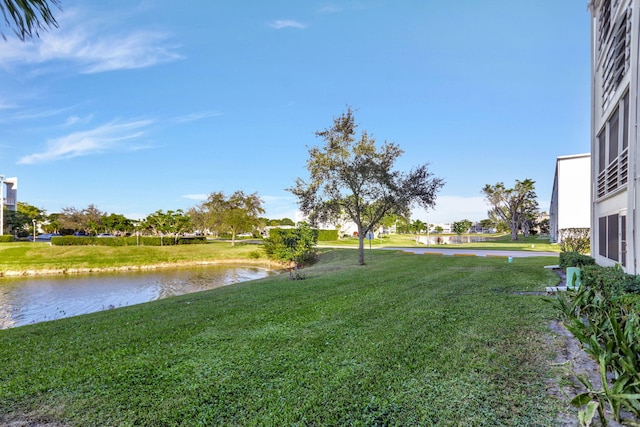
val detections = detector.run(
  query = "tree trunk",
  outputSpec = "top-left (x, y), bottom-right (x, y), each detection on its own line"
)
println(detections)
top-left (511, 218), bottom-right (519, 241)
top-left (358, 228), bottom-right (366, 265)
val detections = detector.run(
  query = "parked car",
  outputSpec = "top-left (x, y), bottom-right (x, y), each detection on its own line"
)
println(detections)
top-left (35, 233), bottom-right (62, 241)
top-left (96, 233), bottom-right (114, 238)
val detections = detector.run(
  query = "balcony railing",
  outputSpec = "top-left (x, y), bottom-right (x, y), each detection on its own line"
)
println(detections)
top-left (597, 147), bottom-right (629, 199)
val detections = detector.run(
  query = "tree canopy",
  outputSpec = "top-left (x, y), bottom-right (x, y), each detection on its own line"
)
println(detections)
top-left (290, 107), bottom-right (445, 265)
top-left (1, 0), bottom-right (61, 41)
top-left (194, 191), bottom-right (264, 245)
top-left (144, 209), bottom-right (191, 244)
top-left (452, 219), bottom-right (472, 236)
top-left (481, 179), bottom-right (538, 241)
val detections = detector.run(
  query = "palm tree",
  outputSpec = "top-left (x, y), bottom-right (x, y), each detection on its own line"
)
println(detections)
top-left (412, 219), bottom-right (426, 244)
top-left (1, 0), bottom-right (61, 41)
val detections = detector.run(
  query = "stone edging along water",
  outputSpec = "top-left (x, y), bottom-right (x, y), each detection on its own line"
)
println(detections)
top-left (0, 259), bottom-right (281, 278)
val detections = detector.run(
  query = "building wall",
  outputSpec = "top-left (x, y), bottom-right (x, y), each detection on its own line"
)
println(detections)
top-left (4, 177), bottom-right (17, 211)
top-left (589, 0), bottom-right (637, 272)
top-left (549, 154), bottom-right (591, 243)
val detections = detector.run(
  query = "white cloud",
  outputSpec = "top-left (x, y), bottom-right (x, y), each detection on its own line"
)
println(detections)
top-left (0, 100), bottom-right (15, 110)
top-left (412, 195), bottom-right (489, 224)
top-left (261, 195), bottom-right (298, 219)
top-left (18, 119), bottom-right (154, 164)
top-left (10, 106), bottom-right (74, 121)
top-left (64, 114), bottom-right (93, 126)
top-left (269, 20), bottom-right (307, 30)
top-left (182, 194), bottom-right (208, 201)
top-left (0, 8), bottom-right (182, 74)
top-left (175, 111), bottom-right (222, 123)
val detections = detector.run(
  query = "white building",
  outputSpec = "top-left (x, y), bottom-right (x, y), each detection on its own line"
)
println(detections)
top-left (588, 0), bottom-right (635, 271)
top-left (3, 177), bottom-right (17, 211)
top-left (549, 154), bottom-right (591, 243)
top-left (0, 176), bottom-right (17, 236)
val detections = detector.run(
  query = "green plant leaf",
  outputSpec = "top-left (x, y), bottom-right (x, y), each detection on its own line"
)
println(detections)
top-left (578, 401), bottom-right (598, 427)
top-left (572, 392), bottom-right (595, 407)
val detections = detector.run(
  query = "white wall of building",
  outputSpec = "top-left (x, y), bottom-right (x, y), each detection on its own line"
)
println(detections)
top-left (549, 154), bottom-right (591, 243)
top-left (589, 0), bottom-right (637, 272)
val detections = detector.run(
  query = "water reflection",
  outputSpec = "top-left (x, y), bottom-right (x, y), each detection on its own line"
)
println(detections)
top-left (0, 266), bottom-right (276, 329)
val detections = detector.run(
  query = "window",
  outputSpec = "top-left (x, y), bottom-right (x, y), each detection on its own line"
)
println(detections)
top-left (598, 0), bottom-right (611, 55)
top-left (599, 216), bottom-right (607, 257)
top-left (623, 91), bottom-right (629, 149)
top-left (608, 214), bottom-right (619, 261)
top-left (610, 108), bottom-right (619, 158)
top-left (598, 129), bottom-right (606, 174)
top-left (621, 215), bottom-right (627, 266)
top-left (596, 91), bottom-right (630, 199)
top-left (599, 2), bottom-right (631, 111)
top-left (598, 213), bottom-right (625, 265)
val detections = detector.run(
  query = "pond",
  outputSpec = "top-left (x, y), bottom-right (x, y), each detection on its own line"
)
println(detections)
top-left (0, 265), bottom-right (278, 329)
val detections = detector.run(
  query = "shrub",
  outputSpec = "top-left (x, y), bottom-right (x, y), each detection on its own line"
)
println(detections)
top-left (263, 224), bottom-right (318, 279)
top-left (248, 251), bottom-right (262, 259)
top-left (559, 251), bottom-right (596, 268)
top-left (559, 228), bottom-right (590, 254)
top-left (0, 235), bottom-right (15, 243)
top-left (557, 263), bottom-right (640, 424)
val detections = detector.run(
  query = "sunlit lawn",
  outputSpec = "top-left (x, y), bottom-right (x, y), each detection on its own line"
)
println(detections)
top-left (0, 249), bottom-right (567, 426)
top-left (0, 241), bottom-right (266, 273)
top-left (322, 233), bottom-right (561, 253)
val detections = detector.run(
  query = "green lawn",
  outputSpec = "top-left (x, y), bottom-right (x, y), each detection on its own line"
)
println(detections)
top-left (0, 241), bottom-right (266, 274)
top-left (323, 233), bottom-right (561, 253)
top-left (0, 248), bottom-right (568, 426)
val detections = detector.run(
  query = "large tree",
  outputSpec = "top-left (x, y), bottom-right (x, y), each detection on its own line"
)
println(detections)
top-left (222, 191), bottom-right (264, 246)
top-left (452, 219), bottom-right (473, 236)
top-left (195, 191), bottom-right (264, 245)
top-left (481, 179), bottom-right (538, 241)
top-left (290, 107), bottom-right (445, 265)
top-left (102, 213), bottom-right (133, 236)
top-left (3, 202), bottom-right (46, 236)
top-left (1, 0), bottom-right (61, 41)
top-left (57, 204), bottom-right (105, 235)
top-left (144, 209), bottom-right (191, 244)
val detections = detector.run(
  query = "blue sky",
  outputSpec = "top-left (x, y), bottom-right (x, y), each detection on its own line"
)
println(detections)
top-left (0, 1), bottom-right (590, 224)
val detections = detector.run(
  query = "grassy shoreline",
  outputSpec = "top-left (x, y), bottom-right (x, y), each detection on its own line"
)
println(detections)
top-left (0, 247), bottom-right (572, 426)
top-left (0, 235), bottom-right (559, 277)
top-left (0, 241), bottom-right (275, 277)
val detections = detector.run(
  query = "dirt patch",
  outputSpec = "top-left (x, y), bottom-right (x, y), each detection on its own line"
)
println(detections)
top-left (548, 319), bottom-right (601, 426)
top-left (0, 414), bottom-right (67, 427)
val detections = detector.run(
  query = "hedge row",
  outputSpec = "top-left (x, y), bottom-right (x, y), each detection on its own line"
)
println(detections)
top-left (0, 235), bottom-right (15, 243)
top-left (51, 236), bottom-right (207, 246)
top-left (559, 251), bottom-right (596, 268)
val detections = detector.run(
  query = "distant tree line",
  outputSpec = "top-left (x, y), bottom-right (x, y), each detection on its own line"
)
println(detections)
top-left (1, 192), bottom-right (296, 244)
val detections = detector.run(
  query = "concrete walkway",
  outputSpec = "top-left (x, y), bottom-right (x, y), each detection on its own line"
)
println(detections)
top-left (382, 247), bottom-right (559, 258)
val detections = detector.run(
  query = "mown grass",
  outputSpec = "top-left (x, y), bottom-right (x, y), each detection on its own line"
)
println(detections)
top-left (0, 249), bottom-right (565, 426)
top-left (322, 234), bottom-right (561, 253)
top-left (0, 241), bottom-right (265, 273)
